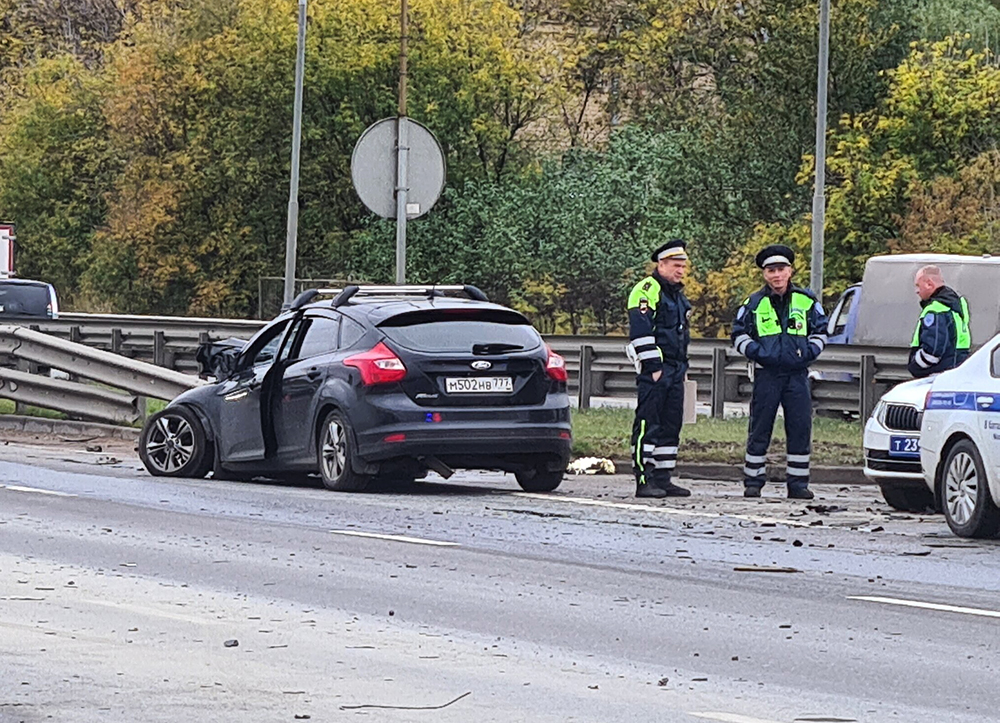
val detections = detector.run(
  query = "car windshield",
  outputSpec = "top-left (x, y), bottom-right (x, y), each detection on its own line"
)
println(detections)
top-left (379, 309), bottom-right (542, 353)
top-left (0, 283), bottom-right (51, 317)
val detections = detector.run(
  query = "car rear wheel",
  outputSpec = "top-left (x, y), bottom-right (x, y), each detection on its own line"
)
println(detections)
top-left (139, 407), bottom-right (212, 478)
top-left (942, 440), bottom-right (1000, 538)
top-left (318, 410), bottom-right (370, 492)
top-left (515, 467), bottom-right (563, 492)
top-left (878, 480), bottom-right (937, 513)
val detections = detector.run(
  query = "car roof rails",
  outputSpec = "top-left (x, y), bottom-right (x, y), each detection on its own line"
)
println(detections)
top-left (326, 284), bottom-right (489, 308)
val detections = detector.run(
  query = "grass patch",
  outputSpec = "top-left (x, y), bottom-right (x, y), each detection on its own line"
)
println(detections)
top-left (572, 407), bottom-right (862, 466)
top-left (0, 398), bottom-right (67, 420)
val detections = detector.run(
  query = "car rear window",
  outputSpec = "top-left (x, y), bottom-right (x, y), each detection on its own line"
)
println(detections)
top-left (378, 309), bottom-right (542, 352)
top-left (0, 283), bottom-right (51, 316)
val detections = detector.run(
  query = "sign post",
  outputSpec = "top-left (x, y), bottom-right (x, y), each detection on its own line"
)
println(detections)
top-left (0, 224), bottom-right (16, 277)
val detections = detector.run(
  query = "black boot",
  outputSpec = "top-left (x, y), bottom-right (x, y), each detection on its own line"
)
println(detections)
top-left (787, 487), bottom-right (814, 500)
top-left (744, 486), bottom-right (762, 498)
top-left (654, 476), bottom-right (691, 497)
top-left (636, 479), bottom-right (667, 498)
top-left (659, 482), bottom-right (691, 497)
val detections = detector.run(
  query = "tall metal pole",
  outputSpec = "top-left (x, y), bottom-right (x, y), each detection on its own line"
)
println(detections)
top-left (283, 0), bottom-right (308, 308)
top-left (810, 0), bottom-right (830, 298)
top-left (395, 0), bottom-right (409, 285)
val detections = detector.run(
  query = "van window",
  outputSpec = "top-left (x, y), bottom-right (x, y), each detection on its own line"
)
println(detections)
top-left (0, 282), bottom-right (53, 318)
top-left (829, 288), bottom-right (856, 337)
top-left (991, 345), bottom-right (1000, 378)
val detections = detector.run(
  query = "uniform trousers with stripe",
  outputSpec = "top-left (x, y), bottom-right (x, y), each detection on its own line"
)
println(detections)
top-left (631, 361), bottom-right (686, 486)
top-left (743, 367), bottom-right (812, 491)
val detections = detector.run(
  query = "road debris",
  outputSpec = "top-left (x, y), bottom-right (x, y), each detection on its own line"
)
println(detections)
top-left (339, 691), bottom-right (471, 711)
top-left (223, 639), bottom-right (239, 648)
top-left (567, 457), bottom-right (615, 475)
top-left (733, 565), bottom-right (801, 573)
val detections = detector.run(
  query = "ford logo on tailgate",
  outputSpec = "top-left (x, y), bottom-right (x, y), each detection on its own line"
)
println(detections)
top-left (471, 360), bottom-right (492, 370)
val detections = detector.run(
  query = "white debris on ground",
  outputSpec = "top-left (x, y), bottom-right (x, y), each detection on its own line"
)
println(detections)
top-left (567, 457), bottom-right (616, 475)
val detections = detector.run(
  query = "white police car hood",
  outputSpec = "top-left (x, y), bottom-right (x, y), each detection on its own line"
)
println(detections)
top-left (881, 376), bottom-right (937, 411)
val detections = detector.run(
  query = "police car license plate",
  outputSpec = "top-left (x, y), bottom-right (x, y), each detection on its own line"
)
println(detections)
top-left (445, 377), bottom-right (513, 394)
top-left (889, 435), bottom-right (921, 459)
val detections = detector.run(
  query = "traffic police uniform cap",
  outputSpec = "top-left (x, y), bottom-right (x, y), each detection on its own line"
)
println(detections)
top-left (755, 244), bottom-right (795, 269)
top-left (651, 239), bottom-right (688, 263)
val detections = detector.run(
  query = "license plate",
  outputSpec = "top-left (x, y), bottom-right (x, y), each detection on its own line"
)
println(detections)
top-left (445, 377), bottom-right (513, 394)
top-left (889, 435), bottom-right (921, 459)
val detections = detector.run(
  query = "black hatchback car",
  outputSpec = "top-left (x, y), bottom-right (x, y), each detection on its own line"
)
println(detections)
top-left (138, 285), bottom-right (572, 492)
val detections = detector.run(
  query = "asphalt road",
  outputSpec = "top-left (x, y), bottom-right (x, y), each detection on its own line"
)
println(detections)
top-left (1, 439), bottom-right (998, 723)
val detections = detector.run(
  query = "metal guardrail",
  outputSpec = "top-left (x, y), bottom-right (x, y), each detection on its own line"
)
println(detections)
top-left (14, 313), bottom-right (912, 421)
top-left (0, 324), bottom-right (204, 425)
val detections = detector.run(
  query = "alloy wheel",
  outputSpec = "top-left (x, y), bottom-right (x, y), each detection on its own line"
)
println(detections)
top-left (144, 414), bottom-right (195, 474)
top-left (945, 451), bottom-right (979, 526)
top-left (321, 419), bottom-right (348, 482)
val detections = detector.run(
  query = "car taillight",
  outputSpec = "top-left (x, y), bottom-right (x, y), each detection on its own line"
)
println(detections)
top-left (546, 345), bottom-right (567, 382)
top-left (344, 342), bottom-right (407, 386)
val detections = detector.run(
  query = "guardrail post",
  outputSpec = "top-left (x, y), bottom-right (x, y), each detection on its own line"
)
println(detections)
top-left (860, 354), bottom-right (877, 421)
top-left (111, 328), bottom-right (123, 355)
top-left (578, 345), bottom-right (594, 410)
top-left (154, 331), bottom-right (166, 367)
top-left (711, 347), bottom-right (727, 419)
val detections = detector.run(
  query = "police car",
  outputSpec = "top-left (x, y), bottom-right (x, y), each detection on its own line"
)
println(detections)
top-left (920, 333), bottom-right (1000, 537)
top-left (863, 378), bottom-right (937, 512)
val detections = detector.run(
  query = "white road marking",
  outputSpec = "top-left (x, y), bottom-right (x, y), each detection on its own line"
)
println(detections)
top-left (848, 595), bottom-right (1000, 620)
top-left (330, 530), bottom-right (459, 547)
top-left (515, 493), bottom-right (812, 528)
top-left (689, 713), bottom-right (784, 723)
top-left (1, 484), bottom-right (76, 498)
top-left (81, 599), bottom-right (226, 625)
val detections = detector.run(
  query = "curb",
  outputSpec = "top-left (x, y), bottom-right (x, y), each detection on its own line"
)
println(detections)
top-left (612, 459), bottom-right (872, 485)
top-left (0, 415), bottom-right (141, 441)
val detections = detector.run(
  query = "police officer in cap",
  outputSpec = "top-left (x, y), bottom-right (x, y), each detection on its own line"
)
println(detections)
top-left (626, 239), bottom-right (693, 498)
top-left (731, 245), bottom-right (828, 500)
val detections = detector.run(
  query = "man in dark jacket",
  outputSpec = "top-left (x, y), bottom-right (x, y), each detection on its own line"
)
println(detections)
top-left (908, 266), bottom-right (970, 378)
top-left (731, 245), bottom-right (828, 500)
top-left (626, 239), bottom-right (693, 498)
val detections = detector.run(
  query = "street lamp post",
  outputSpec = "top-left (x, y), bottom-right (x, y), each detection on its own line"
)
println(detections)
top-left (810, 0), bottom-right (830, 298)
top-left (395, 0), bottom-right (409, 285)
top-left (283, 0), bottom-right (308, 309)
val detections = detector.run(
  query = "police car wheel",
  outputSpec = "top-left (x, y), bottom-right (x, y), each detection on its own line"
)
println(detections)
top-left (515, 467), bottom-right (564, 492)
top-left (942, 440), bottom-right (1000, 539)
top-left (139, 407), bottom-right (211, 479)
top-left (318, 410), bottom-right (371, 492)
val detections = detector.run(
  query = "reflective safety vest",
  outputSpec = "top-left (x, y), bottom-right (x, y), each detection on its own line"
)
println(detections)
top-left (754, 292), bottom-right (814, 338)
top-left (910, 297), bottom-right (971, 350)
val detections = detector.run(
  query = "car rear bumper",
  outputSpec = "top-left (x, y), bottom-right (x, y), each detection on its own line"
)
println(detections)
top-left (357, 422), bottom-right (572, 469)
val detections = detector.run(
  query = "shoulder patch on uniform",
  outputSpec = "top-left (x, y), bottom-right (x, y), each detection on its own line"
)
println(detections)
top-left (924, 314), bottom-right (935, 327)
top-left (638, 298), bottom-right (649, 313)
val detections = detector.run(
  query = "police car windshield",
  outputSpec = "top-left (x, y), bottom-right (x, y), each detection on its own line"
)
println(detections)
top-left (378, 309), bottom-right (542, 353)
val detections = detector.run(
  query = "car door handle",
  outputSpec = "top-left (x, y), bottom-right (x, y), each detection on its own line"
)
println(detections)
top-left (306, 368), bottom-right (321, 380)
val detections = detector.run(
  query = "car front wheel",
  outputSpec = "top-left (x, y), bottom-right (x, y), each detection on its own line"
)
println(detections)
top-left (942, 440), bottom-right (1000, 538)
top-left (878, 480), bottom-right (937, 513)
top-left (139, 407), bottom-right (212, 478)
top-left (317, 410), bottom-right (370, 492)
